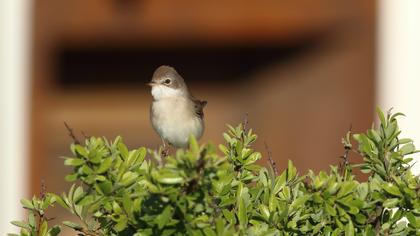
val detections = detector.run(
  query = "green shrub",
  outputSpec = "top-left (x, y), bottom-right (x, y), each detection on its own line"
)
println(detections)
top-left (9, 109), bottom-right (420, 235)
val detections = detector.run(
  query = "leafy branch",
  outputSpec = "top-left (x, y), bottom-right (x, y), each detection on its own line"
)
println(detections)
top-left (10, 108), bottom-right (420, 235)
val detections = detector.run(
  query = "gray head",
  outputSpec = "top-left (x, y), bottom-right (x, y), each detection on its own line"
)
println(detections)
top-left (149, 66), bottom-right (189, 100)
top-left (149, 66), bottom-right (187, 90)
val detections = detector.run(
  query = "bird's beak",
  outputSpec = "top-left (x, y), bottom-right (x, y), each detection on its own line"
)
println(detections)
top-left (148, 82), bottom-right (157, 87)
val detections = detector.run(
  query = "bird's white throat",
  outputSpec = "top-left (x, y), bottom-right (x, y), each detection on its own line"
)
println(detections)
top-left (151, 85), bottom-right (185, 100)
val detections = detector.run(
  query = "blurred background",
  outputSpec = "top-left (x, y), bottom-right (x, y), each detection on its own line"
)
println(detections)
top-left (1, 0), bottom-right (420, 234)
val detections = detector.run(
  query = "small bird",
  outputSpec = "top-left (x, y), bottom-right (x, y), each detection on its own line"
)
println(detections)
top-left (149, 65), bottom-right (207, 149)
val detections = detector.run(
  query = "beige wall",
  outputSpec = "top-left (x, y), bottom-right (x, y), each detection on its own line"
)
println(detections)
top-left (0, 0), bottom-right (30, 234)
top-left (377, 0), bottom-right (420, 175)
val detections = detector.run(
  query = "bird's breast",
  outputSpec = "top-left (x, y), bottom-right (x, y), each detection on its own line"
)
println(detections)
top-left (151, 97), bottom-right (204, 147)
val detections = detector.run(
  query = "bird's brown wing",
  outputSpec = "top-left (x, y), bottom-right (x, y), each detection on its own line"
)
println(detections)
top-left (193, 99), bottom-right (207, 119)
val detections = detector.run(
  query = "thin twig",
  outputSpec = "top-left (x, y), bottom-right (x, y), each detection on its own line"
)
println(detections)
top-left (264, 142), bottom-right (279, 176)
top-left (64, 121), bottom-right (81, 144)
top-left (242, 113), bottom-right (249, 131)
top-left (339, 124), bottom-right (352, 177)
top-left (197, 149), bottom-right (207, 173)
top-left (40, 179), bottom-right (46, 200)
top-left (240, 113), bottom-right (249, 144)
top-left (81, 131), bottom-right (90, 140)
top-left (36, 180), bottom-right (46, 234)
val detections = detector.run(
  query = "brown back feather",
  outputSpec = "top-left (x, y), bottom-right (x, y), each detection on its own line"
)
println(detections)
top-left (193, 99), bottom-right (207, 119)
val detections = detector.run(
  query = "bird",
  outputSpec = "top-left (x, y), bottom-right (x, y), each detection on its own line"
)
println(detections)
top-left (149, 65), bottom-right (207, 150)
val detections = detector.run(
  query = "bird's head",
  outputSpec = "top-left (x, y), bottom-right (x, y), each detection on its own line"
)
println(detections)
top-left (148, 65), bottom-right (188, 100)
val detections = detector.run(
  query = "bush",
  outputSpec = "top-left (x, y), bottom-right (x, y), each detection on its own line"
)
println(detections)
top-left (9, 109), bottom-right (420, 235)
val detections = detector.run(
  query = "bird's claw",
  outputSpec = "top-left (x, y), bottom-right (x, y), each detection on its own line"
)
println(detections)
top-left (161, 145), bottom-right (169, 157)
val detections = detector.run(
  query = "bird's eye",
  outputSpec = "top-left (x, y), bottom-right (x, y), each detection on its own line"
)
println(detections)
top-left (164, 79), bottom-right (171, 84)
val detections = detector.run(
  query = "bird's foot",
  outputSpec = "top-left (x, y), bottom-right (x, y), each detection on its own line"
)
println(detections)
top-left (161, 145), bottom-right (170, 157)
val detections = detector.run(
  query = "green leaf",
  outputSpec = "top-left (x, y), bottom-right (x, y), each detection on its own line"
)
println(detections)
top-left (118, 142), bottom-right (129, 160)
top-left (96, 157), bottom-right (113, 174)
top-left (398, 138), bottom-right (412, 145)
top-left (325, 203), bottom-right (336, 216)
top-left (290, 195), bottom-right (310, 211)
top-left (155, 205), bottom-right (173, 230)
top-left (377, 107), bottom-right (386, 126)
top-left (406, 212), bottom-right (417, 228)
top-left (203, 228), bottom-right (217, 236)
top-left (62, 221), bottom-right (83, 230)
top-left (219, 144), bottom-right (228, 154)
top-left (112, 201), bottom-right (123, 214)
top-left (390, 112), bottom-right (405, 120)
top-left (382, 183), bottom-right (402, 197)
top-left (39, 221), bottom-right (48, 236)
top-left (259, 204), bottom-right (270, 220)
top-left (383, 198), bottom-right (400, 208)
top-left (28, 212), bottom-right (35, 227)
top-left (345, 221), bottom-right (354, 236)
top-left (287, 160), bottom-right (297, 181)
top-left (337, 182), bottom-right (357, 198)
top-left (237, 197), bottom-right (248, 228)
top-left (272, 178), bottom-right (285, 195)
top-left (10, 221), bottom-right (30, 229)
top-left (114, 215), bottom-right (128, 232)
top-left (400, 143), bottom-right (415, 155)
top-left (73, 186), bottom-right (84, 203)
top-left (64, 173), bottom-right (78, 182)
top-left (48, 226), bottom-right (61, 236)
top-left (137, 147), bottom-right (147, 163)
top-left (73, 145), bottom-right (88, 158)
top-left (97, 180), bottom-right (112, 195)
top-left (222, 209), bottom-right (235, 224)
top-left (20, 198), bottom-right (34, 210)
top-left (156, 175), bottom-right (184, 184)
top-left (122, 194), bottom-right (133, 216)
top-left (50, 194), bottom-right (69, 210)
top-left (64, 158), bottom-right (85, 166)
top-left (81, 165), bottom-right (94, 175)
top-left (355, 213), bottom-right (367, 224)
top-left (121, 171), bottom-right (139, 186)
top-left (189, 134), bottom-right (199, 153)
top-left (77, 195), bottom-right (94, 206)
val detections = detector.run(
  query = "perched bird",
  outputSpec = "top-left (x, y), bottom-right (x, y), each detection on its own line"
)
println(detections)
top-left (149, 65), bottom-right (207, 149)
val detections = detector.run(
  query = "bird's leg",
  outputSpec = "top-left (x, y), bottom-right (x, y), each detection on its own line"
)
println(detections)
top-left (161, 137), bottom-right (169, 157)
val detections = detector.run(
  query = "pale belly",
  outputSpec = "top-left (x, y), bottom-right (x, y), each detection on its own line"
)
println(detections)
top-left (151, 98), bottom-right (204, 148)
